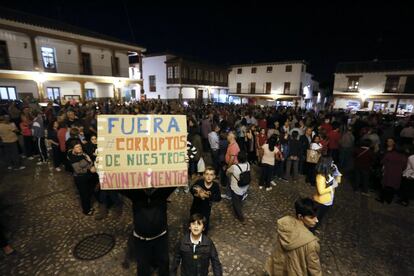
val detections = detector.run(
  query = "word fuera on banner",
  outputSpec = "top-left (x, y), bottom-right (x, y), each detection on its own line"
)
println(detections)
top-left (97, 115), bottom-right (188, 190)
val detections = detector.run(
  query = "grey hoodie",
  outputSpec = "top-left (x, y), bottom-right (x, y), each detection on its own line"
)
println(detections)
top-left (32, 115), bottom-right (45, 138)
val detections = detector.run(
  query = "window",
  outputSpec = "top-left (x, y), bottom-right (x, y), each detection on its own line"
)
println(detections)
top-left (131, 89), bottom-right (136, 99)
top-left (173, 66), bottom-right (180, 79)
top-left (41, 47), bottom-right (57, 71)
top-left (46, 87), bottom-right (60, 101)
top-left (237, 83), bottom-right (242, 93)
top-left (0, 86), bottom-right (17, 100)
top-left (285, 65), bottom-right (292, 72)
top-left (204, 71), bottom-right (209, 81)
top-left (404, 76), bottom-right (414, 94)
top-left (265, 82), bottom-right (272, 94)
top-left (283, 82), bottom-right (291, 94)
top-left (190, 68), bottom-right (196, 80)
top-left (210, 71), bottom-right (214, 81)
top-left (301, 64), bottom-right (305, 72)
top-left (250, 82), bottom-right (256, 93)
top-left (197, 69), bottom-right (203, 81)
top-left (81, 53), bottom-right (92, 75)
top-left (251, 67), bottom-right (257, 74)
top-left (0, 41), bottom-right (11, 69)
top-left (85, 89), bottom-right (95, 100)
top-left (237, 68), bottom-right (242, 74)
top-left (347, 76), bottom-right (360, 91)
top-left (149, 75), bottom-right (156, 92)
top-left (167, 66), bottom-right (173, 79)
top-left (182, 67), bottom-right (189, 79)
top-left (266, 66), bottom-right (273, 73)
top-left (112, 56), bottom-right (120, 76)
top-left (384, 76), bottom-right (401, 93)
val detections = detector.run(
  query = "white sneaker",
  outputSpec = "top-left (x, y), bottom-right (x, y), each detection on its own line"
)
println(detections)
top-left (271, 181), bottom-right (277, 186)
top-left (259, 186), bottom-right (263, 190)
top-left (17, 166), bottom-right (26, 170)
top-left (7, 166), bottom-right (13, 170)
top-left (27, 157), bottom-right (34, 160)
top-left (266, 187), bottom-right (273, 191)
top-left (221, 194), bottom-right (232, 200)
top-left (37, 161), bottom-right (43, 165)
top-left (55, 167), bottom-right (61, 172)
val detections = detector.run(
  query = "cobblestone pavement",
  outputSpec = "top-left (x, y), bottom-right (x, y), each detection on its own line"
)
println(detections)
top-left (0, 159), bottom-right (414, 276)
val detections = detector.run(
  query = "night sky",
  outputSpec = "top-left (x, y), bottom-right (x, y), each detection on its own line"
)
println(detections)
top-left (1, 1), bottom-right (412, 87)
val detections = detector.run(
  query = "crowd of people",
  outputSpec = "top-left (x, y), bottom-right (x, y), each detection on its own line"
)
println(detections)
top-left (1, 97), bottom-right (414, 275)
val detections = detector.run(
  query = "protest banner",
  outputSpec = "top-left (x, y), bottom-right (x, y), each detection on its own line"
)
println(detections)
top-left (96, 115), bottom-right (188, 190)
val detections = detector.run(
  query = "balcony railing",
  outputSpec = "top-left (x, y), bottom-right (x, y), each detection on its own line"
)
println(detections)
top-left (167, 78), bottom-right (228, 86)
top-left (2, 56), bottom-right (130, 78)
top-left (231, 88), bottom-right (299, 95)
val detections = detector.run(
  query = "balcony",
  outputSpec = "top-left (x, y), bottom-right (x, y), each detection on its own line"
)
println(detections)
top-left (167, 78), bottom-right (228, 87)
top-left (335, 88), bottom-right (359, 93)
top-left (1, 56), bottom-right (130, 77)
top-left (231, 88), bottom-right (299, 95)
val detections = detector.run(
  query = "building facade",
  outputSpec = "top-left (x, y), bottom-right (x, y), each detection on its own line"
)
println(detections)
top-left (333, 60), bottom-right (414, 113)
top-left (228, 61), bottom-right (316, 107)
top-left (142, 54), bottom-right (229, 102)
top-left (0, 8), bottom-right (145, 103)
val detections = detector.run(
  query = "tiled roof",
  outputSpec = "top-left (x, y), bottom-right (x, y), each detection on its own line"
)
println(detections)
top-left (0, 7), bottom-right (145, 50)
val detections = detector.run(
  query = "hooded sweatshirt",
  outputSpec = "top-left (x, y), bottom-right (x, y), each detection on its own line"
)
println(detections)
top-left (32, 115), bottom-right (45, 138)
top-left (265, 216), bottom-right (322, 276)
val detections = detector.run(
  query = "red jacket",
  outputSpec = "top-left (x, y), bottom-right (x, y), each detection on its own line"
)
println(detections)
top-left (327, 130), bottom-right (341, 149)
top-left (20, 121), bottom-right (32, 136)
top-left (57, 128), bottom-right (67, 152)
top-left (353, 147), bottom-right (374, 170)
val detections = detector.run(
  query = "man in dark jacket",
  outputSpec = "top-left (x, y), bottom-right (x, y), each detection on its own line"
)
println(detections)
top-left (122, 187), bottom-right (175, 276)
top-left (299, 127), bottom-right (313, 175)
top-left (283, 131), bottom-right (302, 181)
top-left (171, 213), bottom-right (222, 276)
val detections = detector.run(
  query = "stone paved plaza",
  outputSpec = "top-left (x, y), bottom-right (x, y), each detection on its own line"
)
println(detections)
top-left (0, 159), bottom-right (414, 276)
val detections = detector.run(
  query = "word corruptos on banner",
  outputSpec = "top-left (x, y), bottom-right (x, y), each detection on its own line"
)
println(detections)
top-left (97, 115), bottom-right (188, 190)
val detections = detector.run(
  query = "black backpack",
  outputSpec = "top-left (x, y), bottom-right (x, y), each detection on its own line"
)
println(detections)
top-left (235, 163), bottom-right (251, 187)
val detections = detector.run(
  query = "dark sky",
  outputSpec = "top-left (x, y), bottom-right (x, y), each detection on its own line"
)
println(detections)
top-left (1, 1), bottom-right (413, 86)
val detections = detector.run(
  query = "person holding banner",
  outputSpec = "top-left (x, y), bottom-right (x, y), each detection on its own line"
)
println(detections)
top-left (121, 187), bottom-right (175, 276)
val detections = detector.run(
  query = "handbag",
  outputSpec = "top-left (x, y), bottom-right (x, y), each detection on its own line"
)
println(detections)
top-left (197, 157), bottom-right (205, 173)
top-left (306, 149), bottom-right (321, 164)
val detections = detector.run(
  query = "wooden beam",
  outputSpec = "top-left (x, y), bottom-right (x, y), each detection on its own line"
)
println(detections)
top-left (29, 35), bottom-right (39, 70)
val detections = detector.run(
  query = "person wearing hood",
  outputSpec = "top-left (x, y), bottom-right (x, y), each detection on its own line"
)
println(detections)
top-left (265, 198), bottom-right (322, 276)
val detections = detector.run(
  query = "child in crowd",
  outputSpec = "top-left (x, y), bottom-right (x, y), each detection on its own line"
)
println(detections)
top-left (190, 167), bottom-right (221, 234)
top-left (171, 213), bottom-right (223, 276)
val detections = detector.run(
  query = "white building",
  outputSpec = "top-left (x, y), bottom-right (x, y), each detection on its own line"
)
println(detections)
top-left (141, 53), bottom-right (229, 102)
top-left (0, 8), bottom-right (145, 103)
top-left (228, 61), bottom-right (316, 108)
top-left (333, 60), bottom-right (414, 113)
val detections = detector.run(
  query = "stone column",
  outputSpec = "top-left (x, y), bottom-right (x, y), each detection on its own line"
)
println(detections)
top-left (77, 44), bottom-right (83, 74)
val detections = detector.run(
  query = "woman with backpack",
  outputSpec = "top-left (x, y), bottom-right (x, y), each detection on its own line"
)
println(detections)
top-left (226, 151), bottom-right (250, 222)
top-left (259, 135), bottom-right (283, 191)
